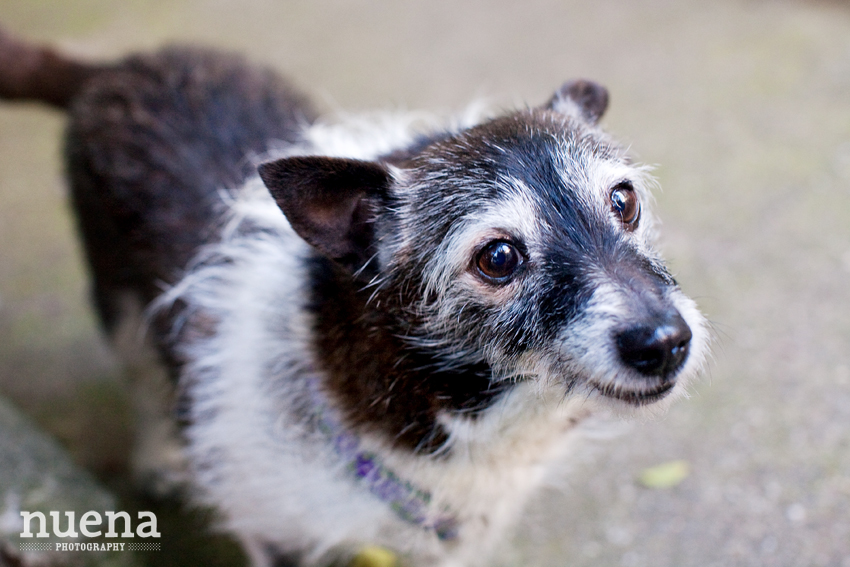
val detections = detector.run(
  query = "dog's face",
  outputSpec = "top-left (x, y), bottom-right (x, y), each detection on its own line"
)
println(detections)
top-left (259, 81), bottom-right (707, 411)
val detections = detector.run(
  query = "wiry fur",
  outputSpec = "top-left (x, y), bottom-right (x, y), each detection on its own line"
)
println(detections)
top-left (158, 177), bottom-right (597, 566)
top-left (159, 108), bottom-right (708, 565)
top-left (0, 32), bottom-right (708, 567)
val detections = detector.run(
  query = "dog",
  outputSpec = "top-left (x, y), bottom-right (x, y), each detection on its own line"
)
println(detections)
top-left (0, 28), bottom-right (708, 567)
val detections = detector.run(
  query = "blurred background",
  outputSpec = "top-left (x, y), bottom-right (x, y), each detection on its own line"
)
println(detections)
top-left (0, 0), bottom-right (848, 565)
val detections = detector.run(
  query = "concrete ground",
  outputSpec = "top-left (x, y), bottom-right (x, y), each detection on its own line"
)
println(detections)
top-left (1, 0), bottom-right (849, 565)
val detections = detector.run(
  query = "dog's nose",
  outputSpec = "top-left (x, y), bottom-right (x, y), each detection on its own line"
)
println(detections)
top-left (616, 311), bottom-right (692, 378)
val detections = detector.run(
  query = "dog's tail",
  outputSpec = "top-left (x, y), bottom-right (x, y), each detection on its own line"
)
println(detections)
top-left (0, 27), bottom-right (106, 109)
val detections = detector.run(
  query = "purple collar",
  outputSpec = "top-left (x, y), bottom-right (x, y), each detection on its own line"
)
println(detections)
top-left (308, 379), bottom-right (459, 541)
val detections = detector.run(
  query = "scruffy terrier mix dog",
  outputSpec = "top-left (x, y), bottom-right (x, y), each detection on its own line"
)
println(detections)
top-left (0, 29), bottom-right (708, 567)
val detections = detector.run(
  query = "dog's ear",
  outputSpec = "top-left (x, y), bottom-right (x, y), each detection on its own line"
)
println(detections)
top-left (258, 156), bottom-right (390, 273)
top-left (547, 79), bottom-right (609, 124)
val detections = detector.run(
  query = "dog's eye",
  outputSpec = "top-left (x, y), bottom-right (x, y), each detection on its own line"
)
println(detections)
top-left (476, 241), bottom-right (523, 283)
top-left (610, 182), bottom-right (640, 230)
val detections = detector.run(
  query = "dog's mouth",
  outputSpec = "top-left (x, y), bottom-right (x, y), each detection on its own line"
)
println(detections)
top-left (590, 379), bottom-right (676, 406)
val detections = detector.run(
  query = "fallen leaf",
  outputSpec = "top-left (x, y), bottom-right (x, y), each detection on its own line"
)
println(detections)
top-left (350, 545), bottom-right (399, 567)
top-left (639, 460), bottom-right (690, 488)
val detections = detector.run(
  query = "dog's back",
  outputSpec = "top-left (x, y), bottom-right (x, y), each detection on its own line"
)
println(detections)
top-left (64, 47), bottom-right (314, 338)
top-left (1, 28), bottom-right (310, 329)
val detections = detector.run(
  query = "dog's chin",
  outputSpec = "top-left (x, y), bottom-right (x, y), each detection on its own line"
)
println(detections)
top-left (589, 379), bottom-right (676, 406)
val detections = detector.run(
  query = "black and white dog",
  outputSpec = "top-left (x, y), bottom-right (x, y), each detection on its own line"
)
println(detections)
top-left (0, 30), bottom-right (708, 567)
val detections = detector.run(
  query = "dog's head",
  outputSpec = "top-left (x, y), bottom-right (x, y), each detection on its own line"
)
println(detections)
top-left (259, 80), bottom-right (707, 412)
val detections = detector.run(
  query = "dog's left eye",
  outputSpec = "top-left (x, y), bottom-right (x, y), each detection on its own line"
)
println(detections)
top-left (476, 241), bottom-right (523, 283)
top-left (610, 181), bottom-right (640, 230)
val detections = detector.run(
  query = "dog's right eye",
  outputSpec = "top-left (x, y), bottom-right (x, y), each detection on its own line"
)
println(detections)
top-left (475, 241), bottom-right (523, 283)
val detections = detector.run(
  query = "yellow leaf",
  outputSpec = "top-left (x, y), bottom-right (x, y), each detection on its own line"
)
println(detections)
top-left (350, 545), bottom-right (399, 567)
top-left (638, 460), bottom-right (690, 488)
